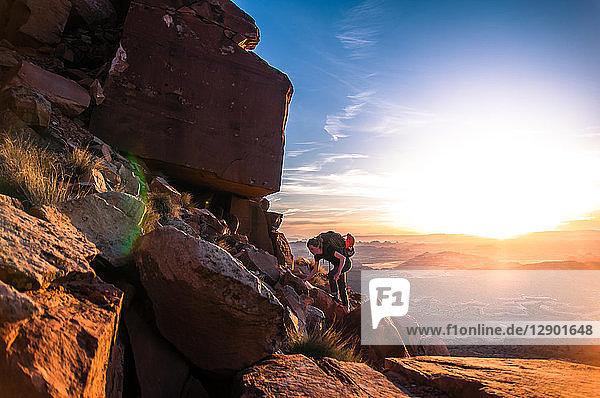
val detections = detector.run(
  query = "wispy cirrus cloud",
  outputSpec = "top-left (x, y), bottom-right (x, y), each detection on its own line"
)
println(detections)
top-left (323, 89), bottom-right (439, 139)
top-left (365, 102), bottom-right (440, 136)
top-left (286, 148), bottom-right (315, 157)
top-left (336, 0), bottom-right (384, 58)
top-left (323, 90), bottom-right (374, 140)
top-left (284, 153), bottom-right (368, 172)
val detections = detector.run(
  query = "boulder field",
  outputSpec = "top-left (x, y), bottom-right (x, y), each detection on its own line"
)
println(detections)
top-left (0, 0), bottom-right (597, 397)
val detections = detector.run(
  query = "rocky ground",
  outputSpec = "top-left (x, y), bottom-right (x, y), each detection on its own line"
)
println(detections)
top-left (0, 0), bottom-right (598, 397)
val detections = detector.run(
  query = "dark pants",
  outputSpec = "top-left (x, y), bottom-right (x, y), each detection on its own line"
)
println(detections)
top-left (327, 257), bottom-right (352, 306)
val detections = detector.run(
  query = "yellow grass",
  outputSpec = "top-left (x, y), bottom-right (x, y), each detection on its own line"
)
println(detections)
top-left (0, 136), bottom-right (72, 207)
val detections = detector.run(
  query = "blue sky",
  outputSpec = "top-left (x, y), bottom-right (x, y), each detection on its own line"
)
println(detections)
top-left (236, 0), bottom-right (600, 240)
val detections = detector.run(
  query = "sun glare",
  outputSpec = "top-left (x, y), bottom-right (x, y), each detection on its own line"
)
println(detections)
top-left (387, 90), bottom-right (600, 239)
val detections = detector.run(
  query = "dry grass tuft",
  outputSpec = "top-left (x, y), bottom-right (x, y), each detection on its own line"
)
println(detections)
top-left (180, 192), bottom-right (197, 210)
top-left (147, 192), bottom-right (180, 219)
top-left (63, 146), bottom-right (103, 179)
top-left (140, 207), bottom-right (161, 233)
top-left (0, 135), bottom-right (74, 208)
top-left (288, 324), bottom-right (361, 362)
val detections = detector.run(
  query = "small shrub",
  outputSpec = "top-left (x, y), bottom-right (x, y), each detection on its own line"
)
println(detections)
top-left (288, 324), bottom-right (361, 362)
top-left (0, 135), bottom-right (73, 207)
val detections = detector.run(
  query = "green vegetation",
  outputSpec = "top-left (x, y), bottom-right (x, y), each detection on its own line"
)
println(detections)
top-left (288, 325), bottom-right (361, 362)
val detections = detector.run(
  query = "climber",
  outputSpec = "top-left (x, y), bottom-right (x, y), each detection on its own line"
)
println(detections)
top-left (305, 231), bottom-right (355, 312)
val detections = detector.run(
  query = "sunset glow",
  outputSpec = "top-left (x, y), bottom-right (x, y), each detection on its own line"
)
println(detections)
top-left (384, 88), bottom-right (600, 239)
top-left (244, 0), bottom-right (600, 240)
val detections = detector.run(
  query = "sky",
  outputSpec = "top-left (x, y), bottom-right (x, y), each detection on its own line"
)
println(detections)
top-left (235, 0), bottom-right (600, 240)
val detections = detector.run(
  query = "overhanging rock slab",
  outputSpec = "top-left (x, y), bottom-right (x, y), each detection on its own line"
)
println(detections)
top-left (90, 0), bottom-right (293, 198)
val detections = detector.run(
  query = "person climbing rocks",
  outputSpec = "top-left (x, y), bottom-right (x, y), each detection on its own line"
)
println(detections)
top-left (304, 231), bottom-right (355, 312)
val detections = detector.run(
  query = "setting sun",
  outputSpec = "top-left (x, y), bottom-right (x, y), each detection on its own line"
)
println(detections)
top-left (386, 89), bottom-right (600, 239)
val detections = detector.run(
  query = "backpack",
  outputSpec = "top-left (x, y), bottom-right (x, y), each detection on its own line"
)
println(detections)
top-left (319, 231), bottom-right (355, 258)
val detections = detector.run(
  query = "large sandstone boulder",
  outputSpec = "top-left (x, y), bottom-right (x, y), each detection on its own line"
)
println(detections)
top-left (237, 354), bottom-right (410, 397)
top-left (90, 0), bottom-right (293, 198)
top-left (134, 226), bottom-right (287, 372)
top-left (0, 198), bottom-right (97, 290)
top-left (0, 278), bottom-right (123, 398)
top-left (385, 356), bottom-right (600, 397)
top-left (55, 192), bottom-right (146, 267)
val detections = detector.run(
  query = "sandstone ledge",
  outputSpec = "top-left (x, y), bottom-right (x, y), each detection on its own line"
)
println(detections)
top-left (385, 356), bottom-right (600, 398)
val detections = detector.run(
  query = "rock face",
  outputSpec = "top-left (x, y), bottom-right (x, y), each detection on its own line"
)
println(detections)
top-left (150, 177), bottom-right (181, 203)
top-left (237, 354), bottom-right (411, 397)
top-left (1, 53), bottom-right (91, 116)
top-left (270, 230), bottom-right (293, 267)
top-left (386, 356), bottom-right (600, 398)
top-left (181, 208), bottom-right (228, 242)
top-left (0, 86), bottom-right (51, 127)
top-left (134, 226), bottom-right (286, 372)
top-left (339, 305), bottom-right (410, 368)
top-left (236, 245), bottom-right (281, 285)
top-left (230, 197), bottom-right (274, 253)
top-left (0, 279), bottom-right (41, 322)
top-left (90, 0), bottom-right (293, 198)
top-left (0, 278), bottom-right (123, 398)
top-left (55, 192), bottom-right (146, 267)
top-left (0, 199), bottom-right (97, 290)
top-left (1, 0), bottom-right (71, 46)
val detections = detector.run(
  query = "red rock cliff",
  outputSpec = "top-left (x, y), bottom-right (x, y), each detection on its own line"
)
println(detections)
top-left (90, 0), bottom-right (293, 198)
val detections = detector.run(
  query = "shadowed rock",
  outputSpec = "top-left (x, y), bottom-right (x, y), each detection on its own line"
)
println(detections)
top-left (1, 51), bottom-right (90, 116)
top-left (134, 226), bottom-right (286, 372)
top-left (1, 0), bottom-right (71, 46)
top-left (230, 197), bottom-right (274, 253)
top-left (124, 304), bottom-right (209, 398)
